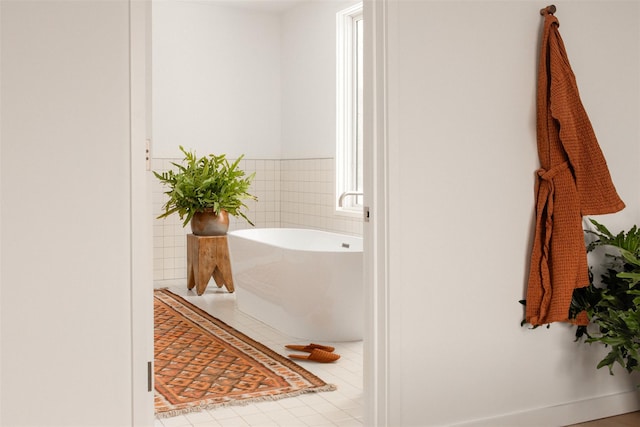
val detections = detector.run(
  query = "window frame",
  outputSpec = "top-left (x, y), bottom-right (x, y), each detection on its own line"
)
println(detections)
top-left (336, 3), bottom-right (364, 214)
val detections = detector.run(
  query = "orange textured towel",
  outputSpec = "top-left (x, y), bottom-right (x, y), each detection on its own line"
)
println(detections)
top-left (526, 12), bottom-right (625, 326)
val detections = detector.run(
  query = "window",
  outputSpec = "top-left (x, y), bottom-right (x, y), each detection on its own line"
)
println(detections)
top-left (336, 3), bottom-right (363, 212)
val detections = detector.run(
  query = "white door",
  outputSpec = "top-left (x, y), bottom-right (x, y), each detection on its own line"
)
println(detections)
top-left (1, 1), bottom-right (154, 425)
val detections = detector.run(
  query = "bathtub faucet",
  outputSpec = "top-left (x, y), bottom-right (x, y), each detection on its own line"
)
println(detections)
top-left (338, 191), bottom-right (364, 207)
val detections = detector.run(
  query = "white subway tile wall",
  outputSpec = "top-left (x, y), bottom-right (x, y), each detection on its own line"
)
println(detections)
top-left (280, 158), bottom-right (362, 235)
top-left (152, 157), bottom-right (363, 283)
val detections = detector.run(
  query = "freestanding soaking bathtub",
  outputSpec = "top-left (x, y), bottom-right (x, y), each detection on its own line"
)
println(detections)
top-left (228, 228), bottom-right (363, 342)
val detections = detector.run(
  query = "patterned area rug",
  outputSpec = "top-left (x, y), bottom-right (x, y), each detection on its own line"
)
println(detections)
top-left (154, 289), bottom-right (335, 418)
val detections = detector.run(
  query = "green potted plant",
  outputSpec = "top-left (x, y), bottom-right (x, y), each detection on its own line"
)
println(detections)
top-left (570, 219), bottom-right (640, 376)
top-left (154, 146), bottom-right (257, 235)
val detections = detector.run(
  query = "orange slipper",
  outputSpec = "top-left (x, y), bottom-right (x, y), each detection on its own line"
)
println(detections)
top-left (289, 349), bottom-right (340, 363)
top-left (285, 343), bottom-right (335, 353)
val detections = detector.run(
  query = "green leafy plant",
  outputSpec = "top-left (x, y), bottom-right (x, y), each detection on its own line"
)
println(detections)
top-left (153, 146), bottom-right (257, 227)
top-left (570, 219), bottom-right (640, 375)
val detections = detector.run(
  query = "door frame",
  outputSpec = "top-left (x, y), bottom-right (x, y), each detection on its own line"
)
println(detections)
top-left (129, 0), bottom-right (392, 425)
top-left (363, 0), bottom-right (390, 425)
top-left (130, 0), bottom-right (154, 425)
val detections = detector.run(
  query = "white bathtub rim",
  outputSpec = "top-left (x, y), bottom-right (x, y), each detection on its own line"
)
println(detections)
top-left (229, 227), bottom-right (363, 253)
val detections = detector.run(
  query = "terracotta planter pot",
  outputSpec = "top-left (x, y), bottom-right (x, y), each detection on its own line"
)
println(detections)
top-left (190, 209), bottom-right (229, 236)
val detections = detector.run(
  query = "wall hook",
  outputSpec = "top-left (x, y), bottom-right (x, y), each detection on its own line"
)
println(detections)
top-left (540, 5), bottom-right (556, 16)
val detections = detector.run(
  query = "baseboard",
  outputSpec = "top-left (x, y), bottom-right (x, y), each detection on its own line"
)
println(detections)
top-left (450, 389), bottom-right (640, 427)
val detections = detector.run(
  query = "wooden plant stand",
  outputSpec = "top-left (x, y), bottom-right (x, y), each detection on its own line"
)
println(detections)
top-left (186, 234), bottom-right (235, 295)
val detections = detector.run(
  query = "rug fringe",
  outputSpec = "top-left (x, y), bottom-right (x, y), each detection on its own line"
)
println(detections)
top-left (155, 384), bottom-right (337, 419)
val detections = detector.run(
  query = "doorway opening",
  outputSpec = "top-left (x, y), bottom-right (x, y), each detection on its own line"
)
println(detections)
top-left (144, 0), bottom-right (387, 425)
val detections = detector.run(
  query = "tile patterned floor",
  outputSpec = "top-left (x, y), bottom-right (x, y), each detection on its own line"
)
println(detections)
top-left (154, 285), bottom-right (364, 427)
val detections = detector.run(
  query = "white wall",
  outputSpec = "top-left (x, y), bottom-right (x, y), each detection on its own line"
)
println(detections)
top-left (281, 0), bottom-right (357, 158)
top-left (153, 0), bottom-right (359, 160)
top-left (1, 1), bottom-right (137, 425)
top-left (385, 1), bottom-right (640, 425)
top-left (152, 0), bottom-right (282, 158)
